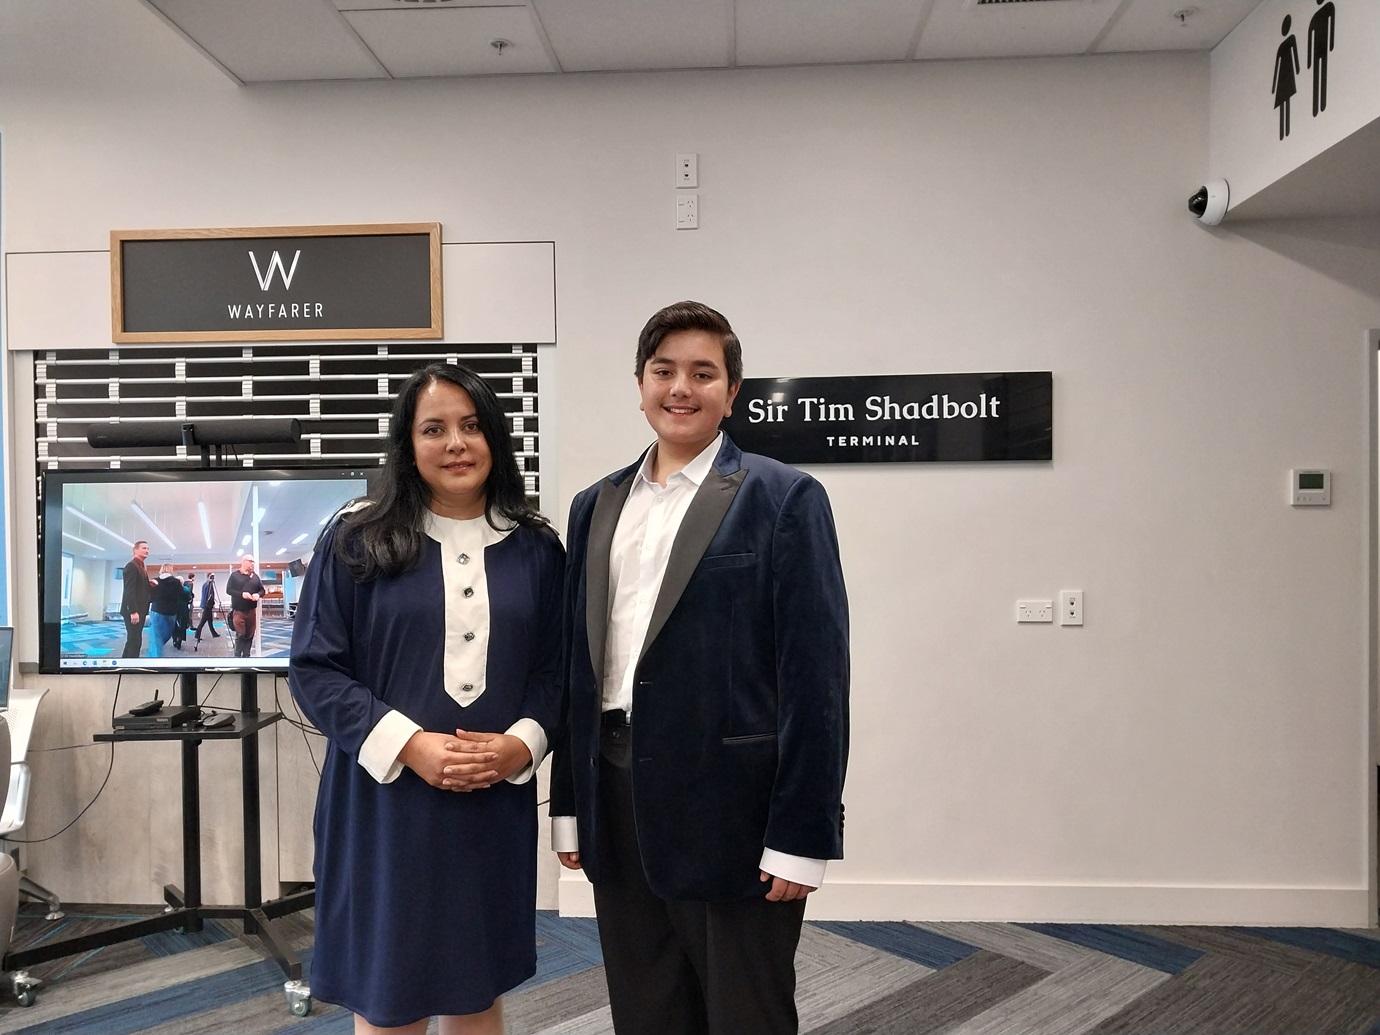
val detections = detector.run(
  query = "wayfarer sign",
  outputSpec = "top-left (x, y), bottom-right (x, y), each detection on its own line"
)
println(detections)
top-left (110, 223), bottom-right (442, 343)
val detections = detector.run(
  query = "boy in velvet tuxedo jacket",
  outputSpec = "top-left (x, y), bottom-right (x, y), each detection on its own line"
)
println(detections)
top-left (551, 301), bottom-right (849, 1035)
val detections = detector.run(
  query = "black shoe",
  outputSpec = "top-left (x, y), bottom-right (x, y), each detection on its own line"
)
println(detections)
top-left (212, 632), bottom-right (221, 638)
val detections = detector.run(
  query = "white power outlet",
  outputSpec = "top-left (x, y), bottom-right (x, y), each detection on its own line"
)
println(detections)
top-left (1059, 590), bottom-right (1084, 626)
top-left (675, 193), bottom-right (698, 229)
top-left (1016, 600), bottom-right (1053, 623)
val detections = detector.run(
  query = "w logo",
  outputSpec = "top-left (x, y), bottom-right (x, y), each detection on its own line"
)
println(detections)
top-left (248, 250), bottom-right (301, 291)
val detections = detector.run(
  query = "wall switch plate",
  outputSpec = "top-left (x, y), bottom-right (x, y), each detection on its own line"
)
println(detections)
top-left (676, 152), bottom-right (698, 188)
top-left (675, 193), bottom-right (698, 229)
top-left (1059, 589), bottom-right (1083, 626)
top-left (1016, 600), bottom-right (1053, 623)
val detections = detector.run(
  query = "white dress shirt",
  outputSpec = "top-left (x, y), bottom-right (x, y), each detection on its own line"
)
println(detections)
top-left (357, 512), bottom-right (545, 786)
top-left (600, 436), bottom-right (720, 715)
top-left (554, 435), bottom-right (826, 889)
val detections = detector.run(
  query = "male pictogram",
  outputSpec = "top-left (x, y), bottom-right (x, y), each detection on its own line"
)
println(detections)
top-left (1308, 0), bottom-right (1337, 117)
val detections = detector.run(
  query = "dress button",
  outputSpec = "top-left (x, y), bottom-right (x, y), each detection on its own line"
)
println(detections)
top-left (461, 683), bottom-right (474, 692)
top-left (457, 553), bottom-right (470, 565)
top-left (463, 587), bottom-right (474, 598)
top-left (463, 631), bottom-right (476, 642)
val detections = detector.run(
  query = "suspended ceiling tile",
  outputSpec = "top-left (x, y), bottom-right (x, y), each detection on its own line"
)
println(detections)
top-left (916, 0), bottom-right (1119, 61)
top-left (736, 0), bottom-right (922, 67)
top-left (336, 0), bottom-right (519, 8)
top-left (146, 0), bottom-right (386, 82)
top-left (530, 0), bottom-right (730, 72)
top-left (343, 6), bottom-right (555, 76)
top-left (1096, 0), bottom-right (1264, 54)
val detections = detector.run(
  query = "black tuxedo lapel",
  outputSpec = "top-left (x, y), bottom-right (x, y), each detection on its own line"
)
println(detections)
top-left (586, 474), bottom-right (636, 681)
top-left (641, 466), bottom-right (746, 653)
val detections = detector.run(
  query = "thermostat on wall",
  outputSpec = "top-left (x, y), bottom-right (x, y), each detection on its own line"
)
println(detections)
top-left (1290, 468), bottom-right (1331, 506)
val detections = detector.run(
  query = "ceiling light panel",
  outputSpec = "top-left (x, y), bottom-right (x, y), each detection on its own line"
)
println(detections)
top-left (1096, 0), bottom-right (1262, 54)
top-left (148, 0), bottom-right (386, 82)
top-left (334, 0), bottom-right (514, 8)
top-left (917, 0), bottom-right (1117, 60)
top-left (343, 7), bottom-right (555, 76)
top-left (736, 0), bottom-right (921, 67)
top-left (531, 0), bottom-right (730, 72)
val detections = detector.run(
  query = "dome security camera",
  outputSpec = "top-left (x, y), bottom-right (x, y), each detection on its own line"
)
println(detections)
top-left (1187, 179), bottom-right (1229, 226)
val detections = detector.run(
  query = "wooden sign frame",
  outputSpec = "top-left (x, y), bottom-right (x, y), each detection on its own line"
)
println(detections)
top-left (110, 222), bottom-right (443, 343)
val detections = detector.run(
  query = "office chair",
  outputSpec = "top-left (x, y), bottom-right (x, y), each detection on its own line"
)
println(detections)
top-left (0, 716), bottom-right (21, 963)
top-left (0, 713), bottom-right (40, 1007)
top-left (0, 689), bottom-right (63, 920)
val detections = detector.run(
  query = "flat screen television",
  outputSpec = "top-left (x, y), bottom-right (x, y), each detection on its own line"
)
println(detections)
top-left (40, 466), bottom-right (378, 674)
top-left (0, 627), bottom-right (14, 709)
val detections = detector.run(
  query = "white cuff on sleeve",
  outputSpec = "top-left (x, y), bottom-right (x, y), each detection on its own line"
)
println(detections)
top-left (358, 710), bottom-right (422, 784)
top-left (759, 848), bottom-right (827, 889)
top-left (552, 815), bottom-right (579, 853)
top-left (503, 717), bottom-right (547, 785)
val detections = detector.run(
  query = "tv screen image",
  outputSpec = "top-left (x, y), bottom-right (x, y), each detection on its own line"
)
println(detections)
top-left (41, 466), bottom-right (377, 674)
top-left (0, 627), bottom-right (14, 710)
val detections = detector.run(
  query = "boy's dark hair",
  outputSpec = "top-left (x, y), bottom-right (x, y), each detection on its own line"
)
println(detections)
top-left (634, 301), bottom-right (742, 386)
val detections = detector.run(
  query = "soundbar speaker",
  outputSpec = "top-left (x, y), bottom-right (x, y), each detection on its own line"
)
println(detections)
top-left (86, 419), bottom-right (302, 449)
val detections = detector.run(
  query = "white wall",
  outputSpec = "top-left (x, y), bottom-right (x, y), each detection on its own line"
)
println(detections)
top-left (3, 0), bottom-right (1379, 924)
top-left (70, 556), bottom-right (109, 620)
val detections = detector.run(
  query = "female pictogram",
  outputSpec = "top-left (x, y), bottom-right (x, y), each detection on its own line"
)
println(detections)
top-left (1272, 15), bottom-right (1300, 140)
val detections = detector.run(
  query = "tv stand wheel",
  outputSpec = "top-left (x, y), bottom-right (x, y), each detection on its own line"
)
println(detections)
top-left (12, 971), bottom-right (40, 1006)
top-left (285, 979), bottom-right (312, 1016)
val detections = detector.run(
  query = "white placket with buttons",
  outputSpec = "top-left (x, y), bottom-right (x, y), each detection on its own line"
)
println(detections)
top-left (425, 511), bottom-right (513, 706)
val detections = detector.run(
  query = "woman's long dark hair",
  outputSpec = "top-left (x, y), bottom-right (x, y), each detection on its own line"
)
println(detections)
top-left (335, 363), bottom-right (549, 580)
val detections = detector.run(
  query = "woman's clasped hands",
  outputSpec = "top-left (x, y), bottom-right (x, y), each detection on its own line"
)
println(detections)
top-left (399, 729), bottom-right (533, 791)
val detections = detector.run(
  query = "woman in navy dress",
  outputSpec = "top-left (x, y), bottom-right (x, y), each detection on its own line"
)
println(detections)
top-left (290, 363), bottom-right (563, 1034)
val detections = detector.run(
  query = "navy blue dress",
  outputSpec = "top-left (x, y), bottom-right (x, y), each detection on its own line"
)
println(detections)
top-left (289, 520), bottom-right (564, 1026)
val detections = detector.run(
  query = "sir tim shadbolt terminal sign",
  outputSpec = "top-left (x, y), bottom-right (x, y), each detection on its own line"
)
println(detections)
top-left (721, 371), bottom-right (1052, 464)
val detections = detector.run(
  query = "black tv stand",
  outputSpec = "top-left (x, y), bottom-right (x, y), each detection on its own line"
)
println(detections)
top-left (3, 671), bottom-right (315, 1016)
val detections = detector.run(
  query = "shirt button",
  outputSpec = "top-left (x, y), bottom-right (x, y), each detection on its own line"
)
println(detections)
top-left (457, 553), bottom-right (470, 564)
top-left (463, 631), bottom-right (476, 642)
top-left (463, 587), bottom-right (475, 598)
top-left (461, 683), bottom-right (474, 692)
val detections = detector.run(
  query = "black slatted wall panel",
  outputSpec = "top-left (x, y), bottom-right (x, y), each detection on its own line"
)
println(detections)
top-left (34, 342), bottom-right (540, 492)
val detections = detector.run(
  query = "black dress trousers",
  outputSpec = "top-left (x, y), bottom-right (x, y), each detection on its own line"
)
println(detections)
top-left (591, 722), bottom-right (808, 1035)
